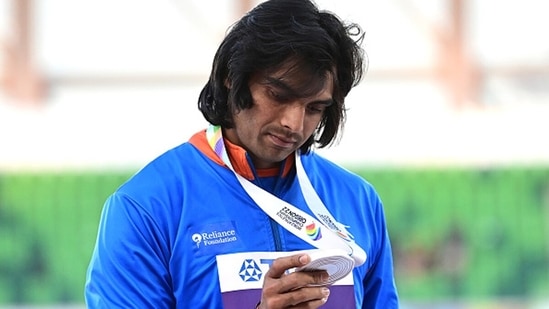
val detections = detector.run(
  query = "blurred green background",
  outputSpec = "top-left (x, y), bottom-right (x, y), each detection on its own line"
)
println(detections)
top-left (1, 167), bottom-right (547, 306)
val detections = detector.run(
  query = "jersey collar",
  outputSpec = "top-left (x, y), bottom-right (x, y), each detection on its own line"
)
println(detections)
top-left (189, 126), bottom-right (294, 181)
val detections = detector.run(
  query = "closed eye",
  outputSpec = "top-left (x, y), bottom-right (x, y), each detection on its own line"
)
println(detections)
top-left (307, 100), bottom-right (333, 114)
top-left (267, 89), bottom-right (292, 103)
top-left (307, 103), bottom-right (326, 114)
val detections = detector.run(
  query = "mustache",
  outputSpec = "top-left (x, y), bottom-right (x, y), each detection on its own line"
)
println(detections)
top-left (268, 127), bottom-right (302, 142)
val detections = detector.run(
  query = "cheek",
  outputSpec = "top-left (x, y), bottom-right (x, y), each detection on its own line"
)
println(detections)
top-left (293, 119), bottom-right (317, 148)
top-left (234, 110), bottom-right (261, 136)
top-left (304, 116), bottom-right (323, 135)
top-left (247, 104), bottom-right (277, 126)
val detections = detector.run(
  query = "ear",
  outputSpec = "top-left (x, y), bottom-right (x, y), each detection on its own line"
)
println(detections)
top-left (224, 78), bottom-right (231, 89)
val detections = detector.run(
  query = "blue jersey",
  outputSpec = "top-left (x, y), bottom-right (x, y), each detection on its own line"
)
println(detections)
top-left (85, 130), bottom-right (399, 308)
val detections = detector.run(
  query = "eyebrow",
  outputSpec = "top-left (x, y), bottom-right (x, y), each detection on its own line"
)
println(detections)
top-left (263, 76), bottom-right (334, 106)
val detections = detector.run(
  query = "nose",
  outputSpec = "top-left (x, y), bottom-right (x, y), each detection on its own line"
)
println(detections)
top-left (280, 104), bottom-right (305, 132)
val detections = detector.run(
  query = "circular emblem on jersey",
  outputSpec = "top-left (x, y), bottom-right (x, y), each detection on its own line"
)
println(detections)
top-left (239, 259), bottom-right (263, 282)
top-left (191, 233), bottom-right (202, 247)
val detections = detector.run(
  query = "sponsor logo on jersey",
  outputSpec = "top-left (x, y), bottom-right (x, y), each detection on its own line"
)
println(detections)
top-left (192, 229), bottom-right (237, 247)
top-left (191, 221), bottom-right (240, 255)
top-left (238, 259), bottom-right (263, 282)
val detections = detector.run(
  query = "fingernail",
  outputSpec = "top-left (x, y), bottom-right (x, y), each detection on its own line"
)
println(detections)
top-left (321, 287), bottom-right (330, 303)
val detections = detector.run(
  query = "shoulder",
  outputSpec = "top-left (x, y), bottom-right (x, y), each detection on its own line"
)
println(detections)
top-left (113, 135), bottom-right (215, 209)
top-left (301, 151), bottom-right (377, 193)
top-left (300, 152), bottom-right (385, 218)
top-left (122, 142), bottom-right (195, 186)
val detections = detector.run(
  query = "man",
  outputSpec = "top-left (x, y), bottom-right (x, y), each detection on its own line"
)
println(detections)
top-left (85, 0), bottom-right (399, 308)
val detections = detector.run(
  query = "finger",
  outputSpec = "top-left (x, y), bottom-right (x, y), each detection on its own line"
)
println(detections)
top-left (306, 286), bottom-right (331, 307)
top-left (291, 269), bottom-right (330, 287)
top-left (266, 269), bottom-right (329, 296)
top-left (287, 286), bottom-right (332, 308)
top-left (266, 254), bottom-right (310, 279)
top-left (261, 286), bottom-right (330, 309)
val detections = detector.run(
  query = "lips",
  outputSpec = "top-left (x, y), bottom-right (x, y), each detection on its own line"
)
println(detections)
top-left (269, 134), bottom-right (297, 148)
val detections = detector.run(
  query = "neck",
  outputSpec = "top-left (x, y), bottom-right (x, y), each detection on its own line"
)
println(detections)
top-left (205, 125), bottom-right (295, 180)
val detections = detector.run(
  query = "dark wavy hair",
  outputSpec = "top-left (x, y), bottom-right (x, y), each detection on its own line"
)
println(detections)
top-left (198, 0), bottom-right (365, 153)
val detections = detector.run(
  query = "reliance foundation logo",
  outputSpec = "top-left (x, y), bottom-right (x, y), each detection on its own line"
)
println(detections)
top-left (192, 229), bottom-right (237, 248)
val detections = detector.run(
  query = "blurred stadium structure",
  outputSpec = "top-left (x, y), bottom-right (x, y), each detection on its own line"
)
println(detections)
top-left (0, 0), bottom-right (548, 308)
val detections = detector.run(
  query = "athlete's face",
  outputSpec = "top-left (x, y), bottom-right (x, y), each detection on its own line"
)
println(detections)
top-left (224, 68), bottom-right (334, 169)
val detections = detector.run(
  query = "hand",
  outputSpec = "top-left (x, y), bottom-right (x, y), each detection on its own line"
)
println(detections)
top-left (257, 253), bottom-right (331, 309)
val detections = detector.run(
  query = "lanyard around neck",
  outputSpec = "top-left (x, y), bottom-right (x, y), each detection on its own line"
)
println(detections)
top-left (206, 125), bottom-right (366, 266)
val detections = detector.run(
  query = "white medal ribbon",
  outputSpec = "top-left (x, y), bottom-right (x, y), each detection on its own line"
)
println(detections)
top-left (206, 125), bottom-right (366, 266)
top-left (294, 154), bottom-right (366, 265)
